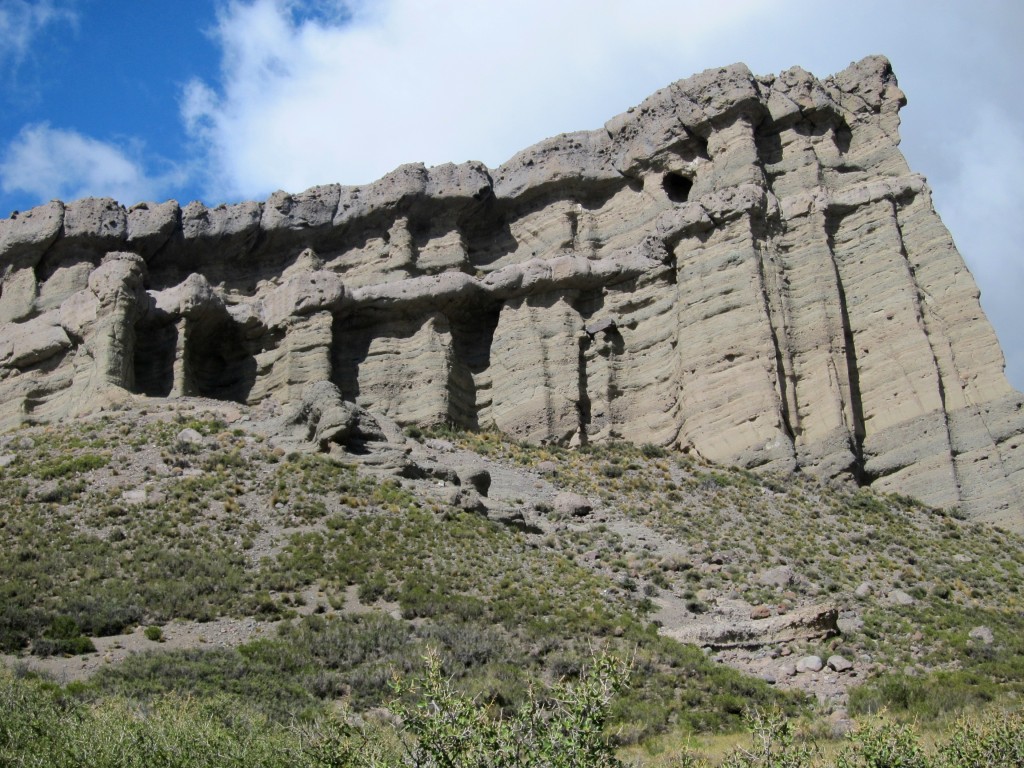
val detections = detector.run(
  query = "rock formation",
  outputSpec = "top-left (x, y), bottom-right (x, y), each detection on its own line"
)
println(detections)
top-left (2, 56), bottom-right (1022, 528)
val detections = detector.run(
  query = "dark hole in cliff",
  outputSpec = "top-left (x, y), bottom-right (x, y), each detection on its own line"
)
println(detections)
top-left (184, 318), bottom-right (256, 402)
top-left (133, 321), bottom-right (177, 397)
top-left (834, 119), bottom-right (852, 154)
top-left (662, 172), bottom-right (693, 203)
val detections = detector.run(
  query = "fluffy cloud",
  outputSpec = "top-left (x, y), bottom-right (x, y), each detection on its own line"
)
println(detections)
top-left (0, 123), bottom-right (182, 207)
top-left (181, 0), bottom-right (771, 200)
top-left (0, 0), bottom-right (75, 66)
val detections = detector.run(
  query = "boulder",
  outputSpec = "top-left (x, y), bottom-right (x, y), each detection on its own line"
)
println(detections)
top-left (457, 465), bottom-right (491, 496)
top-left (662, 603), bottom-right (839, 649)
top-left (554, 492), bottom-right (593, 517)
top-left (827, 655), bottom-right (853, 673)
top-left (968, 626), bottom-right (994, 645)
top-left (887, 589), bottom-right (916, 606)
top-left (796, 655), bottom-right (823, 673)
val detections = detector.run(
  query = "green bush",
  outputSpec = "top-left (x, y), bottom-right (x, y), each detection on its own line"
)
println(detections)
top-left (32, 453), bottom-right (109, 480)
top-left (32, 616), bottom-right (96, 657)
top-left (937, 711), bottom-right (1024, 768)
top-left (2, 663), bottom-right (1023, 768)
top-left (836, 718), bottom-right (929, 768)
top-left (387, 651), bottom-right (629, 768)
top-left (718, 708), bottom-right (817, 768)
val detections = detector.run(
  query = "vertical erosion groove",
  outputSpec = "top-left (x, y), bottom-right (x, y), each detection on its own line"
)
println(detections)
top-left (577, 335), bottom-right (592, 443)
top-left (825, 211), bottom-right (868, 483)
top-left (752, 214), bottom-right (796, 445)
top-left (893, 203), bottom-right (964, 497)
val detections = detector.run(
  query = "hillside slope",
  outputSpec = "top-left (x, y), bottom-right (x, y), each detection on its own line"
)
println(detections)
top-left (2, 396), bottom-right (1022, 743)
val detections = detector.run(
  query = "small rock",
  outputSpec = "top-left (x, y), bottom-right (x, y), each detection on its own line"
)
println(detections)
top-left (0, 453), bottom-right (15, 468)
top-left (887, 589), bottom-right (915, 606)
top-left (757, 565), bottom-right (794, 588)
top-left (780, 663), bottom-right (797, 677)
top-left (837, 616), bottom-right (863, 634)
top-left (968, 625), bottom-right (994, 645)
top-left (796, 655), bottom-right (823, 673)
top-left (584, 317), bottom-right (617, 336)
top-left (121, 489), bottom-right (147, 504)
top-left (424, 438), bottom-right (454, 452)
top-left (750, 605), bottom-right (771, 620)
top-left (457, 465), bottom-right (491, 496)
top-left (554, 492), bottom-right (592, 517)
top-left (440, 487), bottom-right (486, 514)
top-left (828, 709), bottom-right (855, 737)
top-left (176, 428), bottom-right (204, 444)
top-left (854, 581), bottom-right (873, 597)
top-left (535, 460), bottom-right (558, 474)
top-left (17, 437), bottom-right (35, 450)
top-left (827, 654), bottom-right (853, 673)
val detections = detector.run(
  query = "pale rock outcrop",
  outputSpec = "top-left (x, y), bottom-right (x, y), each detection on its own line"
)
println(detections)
top-left (2, 55), bottom-right (1023, 528)
top-left (663, 603), bottom-right (839, 649)
top-left (275, 380), bottom-right (388, 452)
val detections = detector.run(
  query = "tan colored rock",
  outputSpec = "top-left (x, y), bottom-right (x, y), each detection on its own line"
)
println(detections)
top-left (1, 56), bottom-right (1023, 528)
top-left (662, 603), bottom-right (839, 649)
top-left (0, 311), bottom-right (71, 369)
top-left (126, 200), bottom-right (180, 257)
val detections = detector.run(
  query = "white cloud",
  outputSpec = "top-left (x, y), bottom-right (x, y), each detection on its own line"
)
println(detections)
top-left (182, 0), bottom-right (773, 200)
top-left (0, 123), bottom-right (183, 207)
top-left (0, 0), bottom-right (76, 66)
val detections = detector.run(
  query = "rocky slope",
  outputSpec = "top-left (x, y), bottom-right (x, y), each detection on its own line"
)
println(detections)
top-left (1, 56), bottom-right (1022, 527)
top-left (2, 395), bottom-right (1023, 735)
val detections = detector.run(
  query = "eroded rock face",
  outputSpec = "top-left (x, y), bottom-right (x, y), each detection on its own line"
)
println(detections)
top-left (2, 56), bottom-right (1023, 528)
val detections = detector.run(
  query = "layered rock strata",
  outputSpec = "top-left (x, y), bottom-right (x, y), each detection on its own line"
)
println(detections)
top-left (2, 56), bottom-right (1022, 528)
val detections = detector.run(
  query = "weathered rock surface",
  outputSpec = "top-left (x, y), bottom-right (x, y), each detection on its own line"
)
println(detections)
top-left (662, 603), bottom-right (839, 649)
top-left (2, 55), bottom-right (1023, 527)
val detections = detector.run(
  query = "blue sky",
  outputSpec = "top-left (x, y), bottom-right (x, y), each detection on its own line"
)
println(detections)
top-left (1, 0), bottom-right (1022, 388)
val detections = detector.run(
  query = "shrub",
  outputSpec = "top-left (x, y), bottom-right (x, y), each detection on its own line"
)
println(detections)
top-left (936, 711), bottom-right (1024, 768)
top-left (33, 453), bottom-right (109, 480)
top-left (32, 616), bottom-right (95, 657)
top-left (718, 708), bottom-right (817, 768)
top-left (388, 650), bottom-right (629, 768)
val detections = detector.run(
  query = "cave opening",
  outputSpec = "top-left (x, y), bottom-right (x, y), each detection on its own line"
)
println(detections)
top-left (184, 317), bottom-right (256, 402)
top-left (662, 172), bottom-right (693, 203)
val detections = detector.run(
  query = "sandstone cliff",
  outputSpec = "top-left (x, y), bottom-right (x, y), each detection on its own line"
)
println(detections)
top-left (1, 56), bottom-right (1022, 528)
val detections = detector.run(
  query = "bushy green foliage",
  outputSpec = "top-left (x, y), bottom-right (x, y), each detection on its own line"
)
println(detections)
top-left (387, 651), bottom-right (629, 768)
top-left (2, 665), bottom-right (1022, 768)
top-left (937, 711), bottom-right (1024, 768)
top-left (0, 669), bottom-right (309, 767)
top-left (717, 709), bottom-right (818, 768)
top-left (677, 708), bottom-right (1024, 768)
top-left (835, 718), bottom-right (929, 768)
top-left (0, 656), bottom-right (630, 768)
top-left (31, 615), bottom-right (96, 657)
